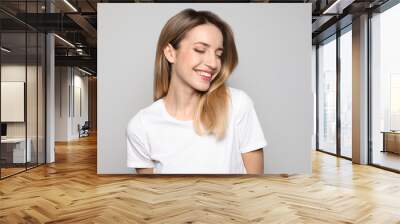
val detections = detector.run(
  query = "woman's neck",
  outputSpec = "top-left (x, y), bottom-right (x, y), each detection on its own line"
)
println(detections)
top-left (163, 77), bottom-right (201, 121)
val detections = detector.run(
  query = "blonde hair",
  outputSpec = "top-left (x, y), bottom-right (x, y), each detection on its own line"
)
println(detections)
top-left (154, 8), bottom-right (238, 140)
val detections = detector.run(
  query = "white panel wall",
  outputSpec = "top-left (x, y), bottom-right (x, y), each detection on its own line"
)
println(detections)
top-left (55, 67), bottom-right (69, 141)
top-left (55, 67), bottom-right (89, 141)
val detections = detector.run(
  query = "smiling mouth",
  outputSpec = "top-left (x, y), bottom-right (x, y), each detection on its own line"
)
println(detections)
top-left (195, 70), bottom-right (213, 82)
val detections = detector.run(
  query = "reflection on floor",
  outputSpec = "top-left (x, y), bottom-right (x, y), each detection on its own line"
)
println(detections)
top-left (373, 150), bottom-right (400, 171)
top-left (0, 163), bottom-right (40, 178)
top-left (0, 167), bottom-right (25, 177)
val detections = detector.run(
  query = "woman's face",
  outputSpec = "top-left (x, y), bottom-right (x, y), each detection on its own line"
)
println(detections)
top-left (165, 23), bottom-right (224, 92)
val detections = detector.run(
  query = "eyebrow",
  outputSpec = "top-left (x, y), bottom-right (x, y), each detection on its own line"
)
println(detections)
top-left (194, 41), bottom-right (224, 51)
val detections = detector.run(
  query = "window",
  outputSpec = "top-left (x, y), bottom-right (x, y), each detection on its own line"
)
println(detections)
top-left (317, 36), bottom-right (337, 154)
top-left (339, 29), bottom-right (352, 158)
top-left (371, 2), bottom-right (400, 171)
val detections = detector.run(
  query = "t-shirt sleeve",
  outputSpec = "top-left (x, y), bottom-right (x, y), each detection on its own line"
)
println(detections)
top-left (126, 111), bottom-right (155, 168)
top-left (236, 91), bottom-right (267, 153)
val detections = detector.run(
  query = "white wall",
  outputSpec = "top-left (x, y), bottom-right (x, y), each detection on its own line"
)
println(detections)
top-left (55, 67), bottom-right (69, 141)
top-left (72, 72), bottom-right (89, 138)
top-left (98, 3), bottom-right (313, 174)
top-left (55, 67), bottom-right (89, 141)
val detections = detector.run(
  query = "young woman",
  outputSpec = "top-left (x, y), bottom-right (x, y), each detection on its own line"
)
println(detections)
top-left (126, 8), bottom-right (267, 174)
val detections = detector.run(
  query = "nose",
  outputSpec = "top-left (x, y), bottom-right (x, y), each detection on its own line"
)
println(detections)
top-left (204, 52), bottom-right (219, 71)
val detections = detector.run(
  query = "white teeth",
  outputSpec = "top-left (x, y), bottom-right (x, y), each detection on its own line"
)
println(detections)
top-left (198, 71), bottom-right (211, 77)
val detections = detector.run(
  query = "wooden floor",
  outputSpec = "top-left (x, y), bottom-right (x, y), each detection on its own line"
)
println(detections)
top-left (0, 167), bottom-right (26, 178)
top-left (1, 134), bottom-right (400, 223)
top-left (1, 163), bottom-right (46, 178)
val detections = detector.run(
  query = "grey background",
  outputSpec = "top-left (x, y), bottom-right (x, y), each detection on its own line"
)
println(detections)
top-left (97, 3), bottom-right (313, 174)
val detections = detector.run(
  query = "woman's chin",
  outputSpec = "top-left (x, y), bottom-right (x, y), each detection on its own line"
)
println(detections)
top-left (193, 83), bottom-right (211, 92)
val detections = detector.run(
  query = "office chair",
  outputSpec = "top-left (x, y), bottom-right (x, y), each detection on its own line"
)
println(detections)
top-left (79, 121), bottom-right (90, 138)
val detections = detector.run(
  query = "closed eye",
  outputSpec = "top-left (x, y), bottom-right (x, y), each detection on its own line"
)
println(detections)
top-left (216, 50), bottom-right (223, 58)
top-left (194, 49), bottom-right (205, 53)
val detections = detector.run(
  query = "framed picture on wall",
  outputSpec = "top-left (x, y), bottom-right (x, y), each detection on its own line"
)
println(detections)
top-left (1, 81), bottom-right (25, 122)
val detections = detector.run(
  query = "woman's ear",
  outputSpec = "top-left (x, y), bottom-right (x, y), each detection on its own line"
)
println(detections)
top-left (163, 43), bottom-right (176, 64)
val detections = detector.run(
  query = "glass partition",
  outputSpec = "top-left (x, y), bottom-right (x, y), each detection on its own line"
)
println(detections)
top-left (1, 31), bottom-right (28, 177)
top-left (0, 1), bottom-right (46, 179)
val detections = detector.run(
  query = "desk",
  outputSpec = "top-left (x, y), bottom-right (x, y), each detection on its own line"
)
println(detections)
top-left (1, 138), bottom-right (31, 163)
top-left (381, 131), bottom-right (400, 154)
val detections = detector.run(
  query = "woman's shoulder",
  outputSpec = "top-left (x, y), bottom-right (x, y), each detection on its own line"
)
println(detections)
top-left (227, 86), bottom-right (255, 121)
top-left (127, 100), bottom-right (164, 131)
top-left (227, 86), bottom-right (252, 105)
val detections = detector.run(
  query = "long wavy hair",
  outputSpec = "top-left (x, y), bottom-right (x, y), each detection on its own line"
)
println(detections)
top-left (154, 8), bottom-right (238, 140)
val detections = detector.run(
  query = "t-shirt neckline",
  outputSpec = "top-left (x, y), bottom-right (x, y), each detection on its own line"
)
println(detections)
top-left (159, 98), bottom-right (193, 124)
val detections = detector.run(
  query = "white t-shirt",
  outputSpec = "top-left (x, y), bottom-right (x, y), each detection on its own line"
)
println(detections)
top-left (126, 87), bottom-right (267, 174)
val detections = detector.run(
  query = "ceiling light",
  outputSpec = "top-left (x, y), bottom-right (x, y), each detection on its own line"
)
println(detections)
top-left (78, 67), bottom-right (93, 76)
top-left (54, 34), bottom-right (75, 48)
top-left (322, 0), bottom-right (355, 14)
top-left (1, 47), bottom-right (11, 53)
top-left (63, 0), bottom-right (78, 12)
top-left (323, 0), bottom-right (343, 14)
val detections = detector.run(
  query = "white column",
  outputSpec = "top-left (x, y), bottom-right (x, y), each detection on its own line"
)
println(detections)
top-left (46, 33), bottom-right (55, 163)
top-left (352, 14), bottom-right (369, 164)
top-left (46, 1), bottom-right (56, 163)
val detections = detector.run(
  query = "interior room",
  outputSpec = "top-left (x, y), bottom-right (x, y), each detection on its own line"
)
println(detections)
top-left (0, 0), bottom-right (399, 223)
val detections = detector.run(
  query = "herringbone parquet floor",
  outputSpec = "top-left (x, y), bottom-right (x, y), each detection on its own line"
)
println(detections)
top-left (1, 133), bottom-right (400, 223)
